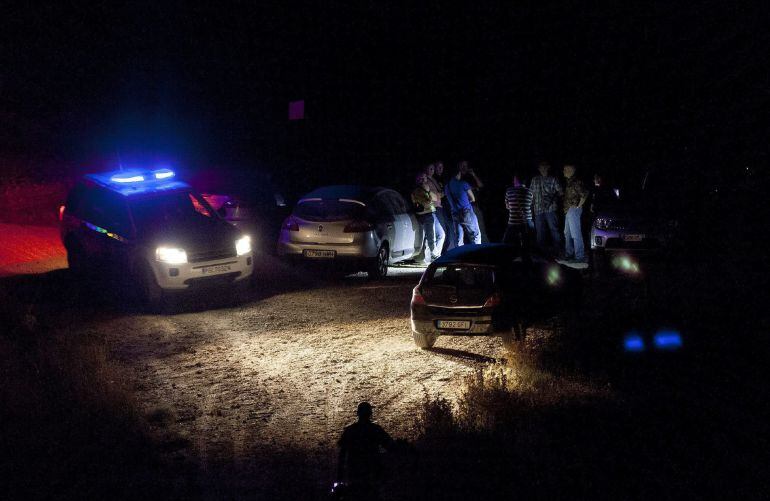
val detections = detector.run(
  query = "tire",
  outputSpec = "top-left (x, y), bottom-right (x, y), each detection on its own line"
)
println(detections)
top-left (367, 245), bottom-right (389, 279)
top-left (413, 331), bottom-right (437, 349)
top-left (137, 261), bottom-right (164, 313)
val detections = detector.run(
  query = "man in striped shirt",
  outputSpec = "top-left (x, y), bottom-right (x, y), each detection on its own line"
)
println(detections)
top-left (503, 173), bottom-right (534, 259)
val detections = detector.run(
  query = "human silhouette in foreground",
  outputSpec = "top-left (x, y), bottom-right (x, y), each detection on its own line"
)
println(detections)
top-left (334, 402), bottom-right (394, 500)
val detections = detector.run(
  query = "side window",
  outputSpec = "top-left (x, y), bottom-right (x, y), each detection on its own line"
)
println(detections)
top-left (189, 193), bottom-right (213, 217)
top-left (368, 194), bottom-right (394, 221)
top-left (86, 190), bottom-right (132, 236)
top-left (65, 184), bottom-right (87, 218)
top-left (387, 192), bottom-right (408, 215)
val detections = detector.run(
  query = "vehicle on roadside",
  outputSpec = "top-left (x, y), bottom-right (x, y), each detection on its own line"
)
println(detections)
top-left (410, 244), bottom-right (582, 350)
top-left (188, 168), bottom-right (289, 255)
top-left (60, 168), bottom-right (254, 309)
top-left (277, 185), bottom-right (424, 278)
top-left (590, 170), bottom-right (680, 265)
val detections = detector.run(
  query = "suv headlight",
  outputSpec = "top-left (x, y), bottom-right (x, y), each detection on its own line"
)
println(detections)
top-left (156, 247), bottom-right (188, 264)
top-left (594, 217), bottom-right (612, 230)
top-left (235, 235), bottom-right (252, 256)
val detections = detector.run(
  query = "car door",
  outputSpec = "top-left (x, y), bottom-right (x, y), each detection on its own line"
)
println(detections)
top-left (383, 191), bottom-right (410, 258)
top-left (368, 193), bottom-right (397, 256)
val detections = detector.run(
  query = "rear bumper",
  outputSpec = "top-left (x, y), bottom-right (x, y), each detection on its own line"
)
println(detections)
top-left (411, 307), bottom-right (501, 336)
top-left (276, 236), bottom-right (379, 260)
top-left (590, 227), bottom-right (662, 252)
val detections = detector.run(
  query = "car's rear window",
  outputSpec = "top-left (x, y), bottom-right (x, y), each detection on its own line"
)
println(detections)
top-left (427, 265), bottom-right (496, 289)
top-left (294, 200), bottom-right (364, 222)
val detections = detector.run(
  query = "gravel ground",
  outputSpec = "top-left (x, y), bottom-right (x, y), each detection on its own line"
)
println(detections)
top-left (89, 262), bottom-right (507, 496)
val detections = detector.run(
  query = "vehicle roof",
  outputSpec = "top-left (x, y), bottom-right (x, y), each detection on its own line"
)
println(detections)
top-left (83, 169), bottom-right (191, 198)
top-left (432, 243), bottom-right (551, 266)
top-left (299, 185), bottom-right (391, 203)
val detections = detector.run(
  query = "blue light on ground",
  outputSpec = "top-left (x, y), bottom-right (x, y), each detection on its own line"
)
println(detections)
top-left (623, 332), bottom-right (645, 352)
top-left (654, 330), bottom-right (683, 350)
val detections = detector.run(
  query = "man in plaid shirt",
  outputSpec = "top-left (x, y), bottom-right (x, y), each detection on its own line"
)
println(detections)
top-left (530, 161), bottom-right (563, 255)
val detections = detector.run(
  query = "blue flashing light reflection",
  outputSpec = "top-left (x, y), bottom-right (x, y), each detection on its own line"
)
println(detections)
top-left (654, 330), bottom-right (682, 350)
top-left (623, 332), bottom-right (645, 352)
top-left (623, 332), bottom-right (644, 353)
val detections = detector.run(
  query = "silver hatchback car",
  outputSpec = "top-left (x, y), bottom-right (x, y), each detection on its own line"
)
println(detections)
top-left (277, 185), bottom-right (424, 278)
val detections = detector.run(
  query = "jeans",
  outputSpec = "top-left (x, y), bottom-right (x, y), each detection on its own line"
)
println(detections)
top-left (564, 207), bottom-right (585, 261)
top-left (441, 206), bottom-right (456, 251)
top-left (417, 212), bottom-right (441, 261)
top-left (433, 207), bottom-right (448, 255)
top-left (472, 203), bottom-right (489, 244)
top-left (534, 210), bottom-right (561, 255)
top-left (452, 208), bottom-right (481, 247)
top-left (503, 221), bottom-right (534, 260)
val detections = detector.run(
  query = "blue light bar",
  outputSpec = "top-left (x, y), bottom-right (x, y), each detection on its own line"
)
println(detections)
top-left (111, 174), bottom-right (145, 183)
top-left (623, 332), bottom-right (645, 352)
top-left (154, 168), bottom-right (175, 180)
top-left (654, 330), bottom-right (682, 350)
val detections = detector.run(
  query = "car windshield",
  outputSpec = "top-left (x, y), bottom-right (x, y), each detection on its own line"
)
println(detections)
top-left (294, 199), bottom-right (364, 222)
top-left (129, 191), bottom-right (216, 231)
top-left (427, 265), bottom-right (496, 289)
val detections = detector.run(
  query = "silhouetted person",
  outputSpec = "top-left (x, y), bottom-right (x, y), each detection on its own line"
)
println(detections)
top-left (336, 402), bottom-right (394, 499)
top-left (503, 172), bottom-right (534, 260)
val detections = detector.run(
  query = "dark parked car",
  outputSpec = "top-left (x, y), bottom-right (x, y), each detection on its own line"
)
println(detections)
top-left (410, 244), bottom-right (582, 350)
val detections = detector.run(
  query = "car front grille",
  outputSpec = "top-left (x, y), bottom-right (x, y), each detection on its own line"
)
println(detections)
top-left (188, 247), bottom-right (237, 263)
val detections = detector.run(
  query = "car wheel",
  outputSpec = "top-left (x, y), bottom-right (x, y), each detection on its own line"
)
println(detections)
top-left (137, 261), bottom-right (164, 313)
top-left (413, 331), bottom-right (437, 349)
top-left (367, 245), bottom-right (389, 279)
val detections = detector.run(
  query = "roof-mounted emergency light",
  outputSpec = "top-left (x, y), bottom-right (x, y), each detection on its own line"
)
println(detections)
top-left (111, 173), bottom-right (145, 183)
top-left (154, 168), bottom-right (175, 179)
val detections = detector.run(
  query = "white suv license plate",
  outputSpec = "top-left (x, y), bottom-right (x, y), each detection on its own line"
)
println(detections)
top-left (623, 234), bottom-right (644, 242)
top-left (437, 320), bottom-right (471, 330)
top-left (304, 249), bottom-right (336, 259)
top-left (201, 264), bottom-right (232, 275)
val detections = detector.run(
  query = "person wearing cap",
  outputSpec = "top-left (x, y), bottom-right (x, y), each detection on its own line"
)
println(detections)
top-left (336, 401), bottom-right (394, 497)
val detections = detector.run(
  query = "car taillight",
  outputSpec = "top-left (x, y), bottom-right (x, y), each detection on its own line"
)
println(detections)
top-left (411, 285), bottom-right (426, 306)
top-left (59, 205), bottom-right (65, 221)
top-left (344, 220), bottom-right (374, 233)
top-left (483, 292), bottom-right (501, 308)
top-left (282, 218), bottom-right (299, 231)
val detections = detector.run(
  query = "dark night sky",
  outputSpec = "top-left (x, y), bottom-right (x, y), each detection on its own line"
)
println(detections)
top-left (1, 1), bottom-right (768, 189)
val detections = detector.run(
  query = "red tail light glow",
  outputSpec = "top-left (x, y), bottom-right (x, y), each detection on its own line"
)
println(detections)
top-left (282, 218), bottom-right (299, 231)
top-left (58, 205), bottom-right (65, 221)
top-left (483, 292), bottom-right (502, 308)
top-left (344, 220), bottom-right (373, 233)
top-left (411, 285), bottom-right (426, 306)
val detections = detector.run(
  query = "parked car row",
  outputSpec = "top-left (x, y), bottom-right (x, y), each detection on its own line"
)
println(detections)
top-left (60, 169), bottom-right (583, 351)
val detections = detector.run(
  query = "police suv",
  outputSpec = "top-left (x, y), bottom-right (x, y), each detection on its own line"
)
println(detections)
top-left (60, 168), bottom-right (253, 308)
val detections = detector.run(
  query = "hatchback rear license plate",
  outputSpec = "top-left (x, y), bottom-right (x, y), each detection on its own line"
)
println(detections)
top-left (304, 249), bottom-right (336, 258)
top-left (623, 234), bottom-right (644, 242)
top-left (437, 320), bottom-right (471, 330)
top-left (201, 264), bottom-right (231, 274)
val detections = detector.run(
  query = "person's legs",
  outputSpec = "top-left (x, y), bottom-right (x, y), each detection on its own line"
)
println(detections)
top-left (443, 207), bottom-right (456, 250)
top-left (461, 208), bottom-right (481, 244)
top-left (432, 212), bottom-right (445, 258)
top-left (522, 220), bottom-right (534, 261)
top-left (502, 224), bottom-right (515, 244)
top-left (564, 212), bottom-right (575, 259)
top-left (566, 207), bottom-right (585, 261)
top-left (534, 213), bottom-right (547, 251)
top-left (419, 213), bottom-right (436, 262)
top-left (545, 211), bottom-right (562, 255)
top-left (473, 204), bottom-right (489, 244)
top-left (452, 214), bottom-right (465, 247)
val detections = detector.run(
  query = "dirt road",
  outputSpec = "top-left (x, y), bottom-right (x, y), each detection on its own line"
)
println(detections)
top-left (88, 263), bottom-right (503, 495)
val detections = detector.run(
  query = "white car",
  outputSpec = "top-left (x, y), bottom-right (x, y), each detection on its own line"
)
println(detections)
top-left (277, 185), bottom-right (424, 278)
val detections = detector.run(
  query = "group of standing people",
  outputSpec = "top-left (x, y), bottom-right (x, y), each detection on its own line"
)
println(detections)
top-left (411, 160), bottom-right (488, 264)
top-left (504, 161), bottom-right (592, 264)
top-left (411, 159), bottom-right (602, 266)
